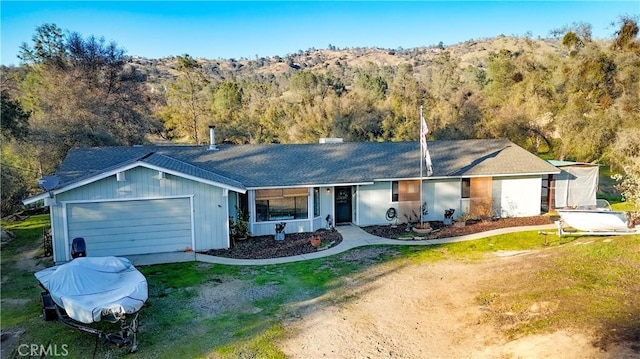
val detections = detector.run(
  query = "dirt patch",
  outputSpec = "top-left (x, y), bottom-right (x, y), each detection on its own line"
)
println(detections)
top-left (1, 227), bottom-right (16, 249)
top-left (14, 248), bottom-right (51, 272)
top-left (340, 247), bottom-right (398, 261)
top-left (191, 279), bottom-right (280, 318)
top-left (0, 328), bottom-right (26, 359)
top-left (278, 251), bottom-right (636, 358)
top-left (478, 330), bottom-right (638, 358)
top-left (1, 298), bottom-right (32, 306)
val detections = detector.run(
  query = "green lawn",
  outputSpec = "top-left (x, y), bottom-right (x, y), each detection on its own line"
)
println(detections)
top-left (598, 164), bottom-right (637, 211)
top-left (2, 215), bottom-right (639, 358)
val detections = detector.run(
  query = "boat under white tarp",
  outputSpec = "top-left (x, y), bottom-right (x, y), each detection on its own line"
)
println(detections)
top-left (556, 209), bottom-right (633, 232)
top-left (556, 200), bottom-right (638, 235)
top-left (35, 256), bottom-right (148, 324)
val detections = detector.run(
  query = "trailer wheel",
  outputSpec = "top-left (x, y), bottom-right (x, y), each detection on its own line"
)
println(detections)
top-left (41, 292), bottom-right (57, 321)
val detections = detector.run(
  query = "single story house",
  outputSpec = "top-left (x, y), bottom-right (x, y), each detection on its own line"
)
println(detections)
top-left (24, 138), bottom-right (560, 263)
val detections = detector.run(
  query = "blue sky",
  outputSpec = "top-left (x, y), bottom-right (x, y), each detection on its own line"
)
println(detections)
top-left (1, 1), bottom-right (638, 66)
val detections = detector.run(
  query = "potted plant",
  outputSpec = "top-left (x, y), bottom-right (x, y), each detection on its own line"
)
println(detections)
top-left (405, 203), bottom-right (431, 233)
top-left (412, 222), bottom-right (432, 234)
top-left (232, 207), bottom-right (250, 240)
top-left (275, 222), bottom-right (286, 241)
top-left (310, 236), bottom-right (321, 248)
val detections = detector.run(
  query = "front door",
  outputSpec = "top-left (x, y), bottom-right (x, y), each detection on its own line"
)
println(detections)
top-left (335, 186), bottom-right (352, 224)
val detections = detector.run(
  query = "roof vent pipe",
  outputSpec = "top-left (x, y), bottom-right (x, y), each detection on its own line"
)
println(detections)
top-left (208, 126), bottom-right (218, 151)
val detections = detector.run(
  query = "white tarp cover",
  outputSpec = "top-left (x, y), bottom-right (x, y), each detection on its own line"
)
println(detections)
top-left (557, 209), bottom-right (631, 232)
top-left (554, 165), bottom-right (599, 208)
top-left (35, 257), bottom-right (147, 324)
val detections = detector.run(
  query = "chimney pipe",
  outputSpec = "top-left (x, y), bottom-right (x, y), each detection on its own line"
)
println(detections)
top-left (208, 126), bottom-right (218, 151)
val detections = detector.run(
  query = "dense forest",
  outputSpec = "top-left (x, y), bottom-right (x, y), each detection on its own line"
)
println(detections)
top-left (1, 18), bottom-right (639, 215)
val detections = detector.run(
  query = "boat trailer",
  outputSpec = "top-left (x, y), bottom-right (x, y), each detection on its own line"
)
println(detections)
top-left (40, 290), bottom-right (141, 352)
top-left (539, 220), bottom-right (640, 237)
top-left (35, 241), bottom-right (147, 353)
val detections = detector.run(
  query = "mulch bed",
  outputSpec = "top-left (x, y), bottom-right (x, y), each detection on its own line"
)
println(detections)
top-left (202, 228), bottom-right (342, 259)
top-left (364, 216), bottom-right (555, 240)
top-left (201, 216), bottom-right (554, 260)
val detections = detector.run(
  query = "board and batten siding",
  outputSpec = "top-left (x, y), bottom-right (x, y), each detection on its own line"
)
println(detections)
top-left (50, 166), bottom-right (230, 263)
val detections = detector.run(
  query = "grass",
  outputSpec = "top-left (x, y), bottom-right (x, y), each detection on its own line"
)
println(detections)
top-left (2, 215), bottom-right (639, 358)
top-left (395, 230), bottom-right (576, 262)
top-left (474, 236), bottom-right (640, 345)
top-left (598, 164), bottom-right (637, 211)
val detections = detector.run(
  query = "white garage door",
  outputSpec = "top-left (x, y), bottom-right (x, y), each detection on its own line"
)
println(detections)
top-left (66, 198), bottom-right (192, 258)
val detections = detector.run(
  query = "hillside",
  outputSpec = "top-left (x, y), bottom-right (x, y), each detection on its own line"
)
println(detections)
top-left (127, 36), bottom-right (567, 84)
top-left (3, 25), bottom-right (638, 216)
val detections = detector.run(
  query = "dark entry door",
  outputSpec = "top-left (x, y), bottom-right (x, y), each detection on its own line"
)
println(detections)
top-left (335, 186), bottom-right (352, 224)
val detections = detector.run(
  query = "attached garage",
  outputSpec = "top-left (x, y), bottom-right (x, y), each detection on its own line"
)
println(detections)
top-left (65, 197), bottom-right (193, 259)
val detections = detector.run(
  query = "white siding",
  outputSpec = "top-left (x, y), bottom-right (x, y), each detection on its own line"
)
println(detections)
top-left (429, 180), bottom-right (462, 221)
top-left (357, 182), bottom-right (393, 226)
top-left (355, 180), bottom-right (464, 226)
top-left (251, 219), bottom-right (312, 236)
top-left (320, 187), bottom-right (333, 227)
top-left (494, 176), bottom-right (542, 217)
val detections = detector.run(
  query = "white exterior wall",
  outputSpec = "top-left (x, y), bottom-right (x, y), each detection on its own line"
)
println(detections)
top-left (493, 176), bottom-right (542, 217)
top-left (428, 180), bottom-right (462, 221)
top-left (320, 187), bottom-right (333, 228)
top-left (355, 180), bottom-right (465, 226)
top-left (251, 219), bottom-right (312, 236)
top-left (356, 182), bottom-right (394, 226)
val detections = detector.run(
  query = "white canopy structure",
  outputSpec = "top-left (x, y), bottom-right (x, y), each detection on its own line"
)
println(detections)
top-left (549, 160), bottom-right (599, 208)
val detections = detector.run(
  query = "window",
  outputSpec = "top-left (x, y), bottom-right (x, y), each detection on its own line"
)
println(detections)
top-left (392, 180), bottom-right (420, 202)
top-left (313, 187), bottom-right (320, 217)
top-left (461, 178), bottom-right (471, 198)
top-left (255, 188), bottom-right (309, 222)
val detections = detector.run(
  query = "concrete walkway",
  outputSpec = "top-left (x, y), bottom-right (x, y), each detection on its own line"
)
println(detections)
top-left (126, 223), bottom-right (557, 267)
top-left (197, 223), bottom-right (557, 265)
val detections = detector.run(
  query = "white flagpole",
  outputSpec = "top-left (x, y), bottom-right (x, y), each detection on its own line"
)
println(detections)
top-left (419, 105), bottom-right (424, 226)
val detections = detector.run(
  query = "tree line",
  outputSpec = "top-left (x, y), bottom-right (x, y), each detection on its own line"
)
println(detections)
top-left (1, 18), bottom-right (639, 215)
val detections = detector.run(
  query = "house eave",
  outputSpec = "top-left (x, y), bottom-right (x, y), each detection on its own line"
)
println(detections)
top-left (22, 161), bottom-right (246, 205)
top-left (466, 171), bottom-right (562, 177)
top-left (23, 192), bottom-right (50, 205)
top-left (247, 181), bottom-right (375, 190)
top-left (374, 170), bottom-right (561, 182)
top-left (138, 162), bottom-right (246, 193)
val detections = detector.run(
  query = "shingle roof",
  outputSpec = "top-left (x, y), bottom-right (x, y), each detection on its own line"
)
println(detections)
top-left (142, 153), bottom-right (245, 190)
top-left (52, 139), bottom-right (559, 191)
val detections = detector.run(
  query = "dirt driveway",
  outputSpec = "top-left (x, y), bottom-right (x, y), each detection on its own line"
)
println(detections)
top-left (277, 248), bottom-right (637, 359)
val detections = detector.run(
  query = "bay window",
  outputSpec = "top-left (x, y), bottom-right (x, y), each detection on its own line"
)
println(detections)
top-left (255, 188), bottom-right (309, 222)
